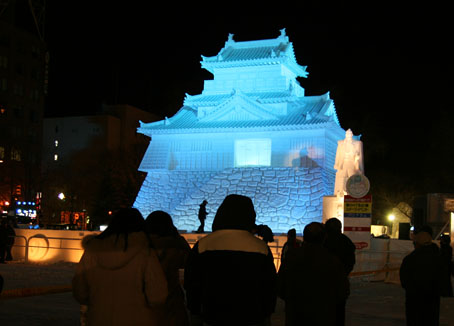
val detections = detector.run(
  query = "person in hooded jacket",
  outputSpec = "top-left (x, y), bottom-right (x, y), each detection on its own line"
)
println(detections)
top-left (278, 222), bottom-right (348, 326)
top-left (400, 229), bottom-right (443, 326)
top-left (145, 210), bottom-right (191, 326)
top-left (323, 217), bottom-right (356, 326)
top-left (184, 194), bottom-right (277, 326)
top-left (72, 207), bottom-right (168, 326)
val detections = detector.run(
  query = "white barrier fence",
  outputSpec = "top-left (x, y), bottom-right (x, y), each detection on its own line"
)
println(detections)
top-left (9, 228), bottom-right (415, 284)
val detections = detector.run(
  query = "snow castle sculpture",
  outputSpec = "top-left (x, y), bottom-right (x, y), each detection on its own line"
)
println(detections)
top-left (134, 29), bottom-right (346, 234)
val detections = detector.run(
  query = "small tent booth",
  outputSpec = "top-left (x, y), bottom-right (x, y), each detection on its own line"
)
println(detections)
top-left (134, 29), bottom-right (345, 234)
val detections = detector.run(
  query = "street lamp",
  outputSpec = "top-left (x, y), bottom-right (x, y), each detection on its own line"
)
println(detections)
top-left (58, 192), bottom-right (65, 200)
top-left (388, 214), bottom-right (396, 238)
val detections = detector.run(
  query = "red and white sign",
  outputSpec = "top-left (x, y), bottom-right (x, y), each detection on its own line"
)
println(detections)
top-left (343, 195), bottom-right (372, 250)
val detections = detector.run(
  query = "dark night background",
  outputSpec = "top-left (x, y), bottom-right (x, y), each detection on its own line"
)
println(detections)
top-left (42, 3), bottom-right (454, 220)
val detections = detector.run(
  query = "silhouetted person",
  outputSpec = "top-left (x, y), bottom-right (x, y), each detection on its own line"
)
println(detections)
top-left (72, 207), bottom-right (168, 325)
top-left (196, 200), bottom-right (208, 233)
top-left (0, 220), bottom-right (8, 263)
top-left (439, 234), bottom-right (453, 297)
top-left (145, 210), bottom-right (191, 326)
top-left (254, 224), bottom-right (275, 244)
top-left (400, 229), bottom-right (442, 326)
top-left (278, 222), bottom-right (348, 326)
top-left (5, 219), bottom-right (15, 261)
top-left (324, 217), bottom-right (356, 326)
top-left (281, 228), bottom-right (302, 264)
top-left (184, 194), bottom-right (277, 326)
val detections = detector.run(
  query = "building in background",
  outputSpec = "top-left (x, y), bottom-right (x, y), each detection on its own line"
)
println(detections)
top-left (135, 30), bottom-right (345, 234)
top-left (42, 104), bottom-right (157, 228)
top-left (0, 0), bottom-right (47, 222)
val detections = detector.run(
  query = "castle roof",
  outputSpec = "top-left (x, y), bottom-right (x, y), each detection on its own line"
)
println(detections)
top-left (138, 92), bottom-right (339, 135)
top-left (201, 29), bottom-right (308, 78)
top-left (138, 30), bottom-right (341, 136)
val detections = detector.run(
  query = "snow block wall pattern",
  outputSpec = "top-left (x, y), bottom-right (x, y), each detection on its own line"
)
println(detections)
top-left (134, 167), bottom-right (334, 234)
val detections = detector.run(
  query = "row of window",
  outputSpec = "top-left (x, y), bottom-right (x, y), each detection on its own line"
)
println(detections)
top-left (0, 54), bottom-right (43, 78)
top-left (0, 104), bottom-right (41, 122)
top-left (0, 79), bottom-right (42, 101)
top-left (0, 146), bottom-right (22, 162)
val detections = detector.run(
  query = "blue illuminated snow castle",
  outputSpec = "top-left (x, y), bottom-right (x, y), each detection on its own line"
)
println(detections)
top-left (134, 29), bottom-right (345, 234)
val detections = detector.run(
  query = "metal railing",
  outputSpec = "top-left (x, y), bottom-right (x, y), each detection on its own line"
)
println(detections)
top-left (9, 234), bottom-right (84, 263)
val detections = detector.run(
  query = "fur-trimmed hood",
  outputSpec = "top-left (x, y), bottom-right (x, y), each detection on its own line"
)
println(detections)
top-left (81, 232), bottom-right (150, 270)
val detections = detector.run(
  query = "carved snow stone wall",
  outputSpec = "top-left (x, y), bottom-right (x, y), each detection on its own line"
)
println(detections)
top-left (134, 166), bottom-right (334, 234)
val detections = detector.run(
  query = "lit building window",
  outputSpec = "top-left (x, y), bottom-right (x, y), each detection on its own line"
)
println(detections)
top-left (11, 148), bottom-right (21, 161)
top-left (234, 139), bottom-right (271, 167)
top-left (54, 154), bottom-right (58, 161)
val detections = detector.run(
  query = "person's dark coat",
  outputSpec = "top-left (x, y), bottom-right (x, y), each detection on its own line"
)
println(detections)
top-left (439, 235), bottom-right (453, 297)
top-left (150, 234), bottom-right (191, 326)
top-left (5, 223), bottom-right (15, 261)
top-left (184, 194), bottom-right (277, 326)
top-left (278, 240), bottom-right (348, 326)
top-left (0, 221), bottom-right (8, 263)
top-left (400, 232), bottom-right (442, 326)
top-left (323, 219), bottom-right (356, 326)
top-left (324, 232), bottom-right (356, 276)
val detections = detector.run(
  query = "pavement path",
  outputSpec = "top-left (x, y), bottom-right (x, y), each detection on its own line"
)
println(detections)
top-left (1, 261), bottom-right (454, 326)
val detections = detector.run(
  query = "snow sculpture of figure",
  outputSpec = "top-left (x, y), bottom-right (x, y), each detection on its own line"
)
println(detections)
top-left (333, 129), bottom-right (364, 197)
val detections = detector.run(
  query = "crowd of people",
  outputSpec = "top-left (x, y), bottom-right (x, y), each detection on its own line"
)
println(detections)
top-left (2, 192), bottom-right (453, 325)
top-left (70, 194), bottom-right (361, 326)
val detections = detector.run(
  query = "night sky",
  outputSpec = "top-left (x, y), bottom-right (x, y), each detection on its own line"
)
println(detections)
top-left (43, 3), bottom-right (454, 203)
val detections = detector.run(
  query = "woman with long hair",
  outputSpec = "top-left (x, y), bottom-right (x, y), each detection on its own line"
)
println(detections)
top-left (72, 207), bottom-right (168, 326)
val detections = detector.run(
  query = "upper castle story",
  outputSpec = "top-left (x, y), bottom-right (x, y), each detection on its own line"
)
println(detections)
top-left (199, 28), bottom-right (307, 97)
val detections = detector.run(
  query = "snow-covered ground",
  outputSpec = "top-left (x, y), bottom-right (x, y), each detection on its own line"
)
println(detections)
top-left (1, 261), bottom-right (454, 326)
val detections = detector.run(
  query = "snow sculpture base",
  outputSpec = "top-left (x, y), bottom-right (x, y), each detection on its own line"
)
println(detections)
top-left (322, 195), bottom-right (344, 226)
top-left (134, 167), bottom-right (332, 234)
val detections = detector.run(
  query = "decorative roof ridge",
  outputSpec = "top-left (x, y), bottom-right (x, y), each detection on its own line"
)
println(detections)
top-left (200, 29), bottom-right (308, 78)
top-left (225, 29), bottom-right (289, 49)
top-left (200, 89), bottom-right (279, 121)
top-left (139, 106), bottom-right (195, 128)
top-left (185, 89), bottom-right (300, 103)
top-left (301, 92), bottom-right (332, 102)
top-left (211, 28), bottom-right (289, 56)
top-left (138, 120), bottom-right (338, 136)
top-left (184, 91), bottom-right (334, 108)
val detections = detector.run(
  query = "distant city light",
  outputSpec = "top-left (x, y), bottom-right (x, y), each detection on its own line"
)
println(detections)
top-left (58, 192), bottom-right (65, 200)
